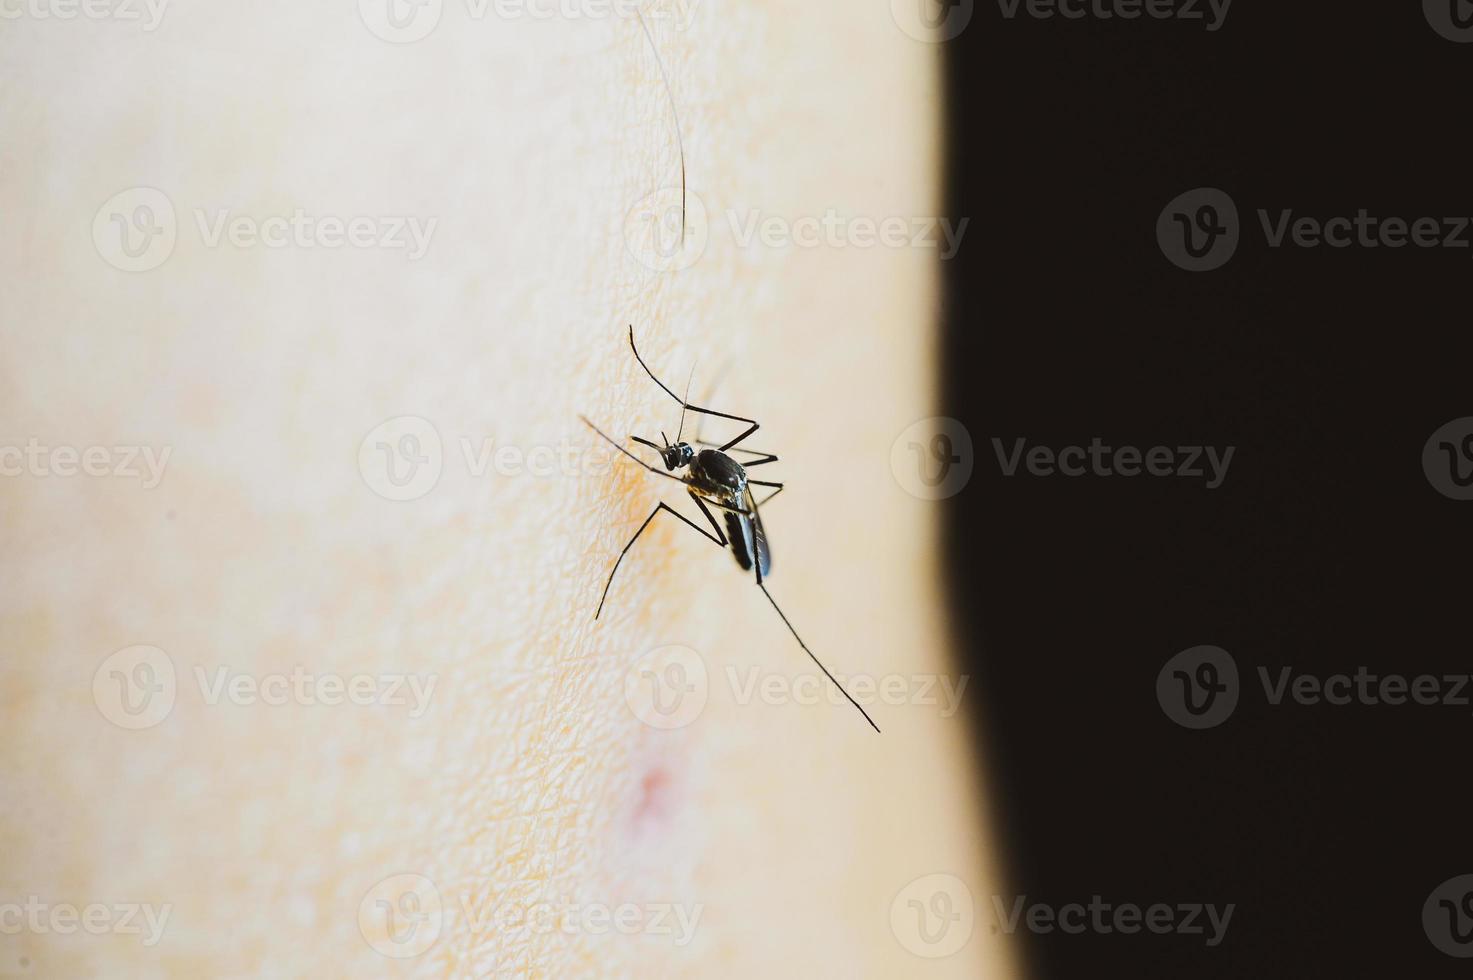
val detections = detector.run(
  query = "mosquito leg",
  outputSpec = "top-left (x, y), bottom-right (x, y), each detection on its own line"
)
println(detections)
top-left (749, 479), bottom-right (784, 507)
top-left (627, 327), bottom-right (762, 451)
top-left (687, 492), bottom-right (728, 546)
top-left (581, 416), bottom-right (687, 485)
top-left (757, 582), bottom-right (881, 733)
top-left (595, 501), bottom-right (725, 620)
top-left (693, 441), bottom-right (779, 467)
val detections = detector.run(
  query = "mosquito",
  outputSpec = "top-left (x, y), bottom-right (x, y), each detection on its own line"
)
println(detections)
top-left (581, 328), bottom-right (881, 733)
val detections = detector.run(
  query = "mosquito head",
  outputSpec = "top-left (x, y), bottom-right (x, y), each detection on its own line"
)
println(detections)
top-left (632, 433), bottom-right (695, 472)
top-left (660, 441), bottom-right (695, 471)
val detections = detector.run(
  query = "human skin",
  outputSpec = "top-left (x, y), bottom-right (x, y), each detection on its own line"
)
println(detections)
top-left (0, 1), bottom-right (1014, 977)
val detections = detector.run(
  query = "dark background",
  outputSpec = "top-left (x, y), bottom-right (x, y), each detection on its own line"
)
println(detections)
top-left (942, 3), bottom-right (1472, 977)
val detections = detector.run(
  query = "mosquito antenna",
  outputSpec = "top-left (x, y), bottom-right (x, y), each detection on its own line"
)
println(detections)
top-left (631, 434), bottom-right (665, 453)
top-left (635, 5), bottom-right (686, 246)
top-left (582, 416), bottom-right (686, 484)
top-left (757, 583), bottom-right (882, 733)
top-left (674, 361), bottom-right (697, 444)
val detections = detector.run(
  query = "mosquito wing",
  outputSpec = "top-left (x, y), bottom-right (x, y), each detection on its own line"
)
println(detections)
top-left (722, 486), bottom-right (771, 578)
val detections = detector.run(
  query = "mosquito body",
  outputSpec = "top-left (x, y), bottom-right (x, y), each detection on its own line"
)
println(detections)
top-left (637, 438), bottom-right (771, 578)
top-left (582, 327), bottom-right (879, 732)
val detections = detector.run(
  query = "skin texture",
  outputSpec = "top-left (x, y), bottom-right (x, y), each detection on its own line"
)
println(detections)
top-left (0, 1), bottom-right (1016, 977)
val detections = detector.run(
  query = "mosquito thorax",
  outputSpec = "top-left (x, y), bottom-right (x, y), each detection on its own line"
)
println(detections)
top-left (689, 448), bottom-right (746, 492)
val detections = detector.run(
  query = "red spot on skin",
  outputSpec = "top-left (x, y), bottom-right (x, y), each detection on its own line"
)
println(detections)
top-left (632, 766), bottom-right (671, 832)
